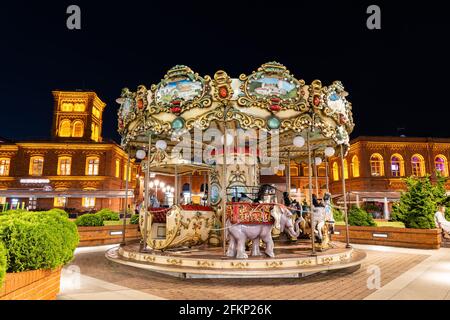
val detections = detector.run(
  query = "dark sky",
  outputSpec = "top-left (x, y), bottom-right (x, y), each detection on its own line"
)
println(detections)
top-left (0, 1), bottom-right (449, 143)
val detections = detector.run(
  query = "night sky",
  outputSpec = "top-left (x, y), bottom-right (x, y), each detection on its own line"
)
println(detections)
top-left (0, 1), bottom-right (449, 143)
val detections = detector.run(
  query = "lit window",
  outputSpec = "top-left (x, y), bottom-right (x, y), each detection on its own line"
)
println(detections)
top-left (290, 166), bottom-right (299, 177)
top-left (318, 166), bottom-right (326, 177)
top-left (332, 162), bottom-right (339, 181)
top-left (343, 159), bottom-right (349, 179)
top-left (411, 154), bottom-right (425, 177)
top-left (29, 156), bottom-right (44, 176)
top-left (54, 197), bottom-right (67, 207)
top-left (72, 121), bottom-right (84, 137)
top-left (435, 155), bottom-right (449, 177)
top-left (115, 159), bottom-right (120, 178)
top-left (60, 102), bottom-right (74, 112)
top-left (0, 197), bottom-right (6, 204)
top-left (370, 153), bottom-right (384, 176)
top-left (82, 197), bottom-right (95, 208)
top-left (59, 119), bottom-right (71, 137)
top-left (92, 106), bottom-right (101, 118)
top-left (391, 154), bottom-right (405, 177)
top-left (351, 155), bottom-right (360, 178)
top-left (91, 123), bottom-right (99, 142)
top-left (73, 103), bottom-right (86, 112)
top-left (86, 157), bottom-right (100, 175)
top-left (58, 157), bottom-right (71, 176)
top-left (0, 158), bottom-right (10, 176)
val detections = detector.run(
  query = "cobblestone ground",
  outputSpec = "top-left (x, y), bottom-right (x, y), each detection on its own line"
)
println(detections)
top-left (68, 249), bottom-right (428, 300)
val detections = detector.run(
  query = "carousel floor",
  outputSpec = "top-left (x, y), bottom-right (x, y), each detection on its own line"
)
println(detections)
top-left (106, 240), bottom-right (366, 279)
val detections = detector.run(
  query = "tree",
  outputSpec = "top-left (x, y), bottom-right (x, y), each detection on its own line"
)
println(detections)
top-left (391, 175), bottom-right (449, 229)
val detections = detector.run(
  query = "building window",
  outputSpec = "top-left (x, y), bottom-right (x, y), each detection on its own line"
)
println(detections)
top-left (54, 197), bottom-right (67, 207)
top-left (115, 159), bottom-right (120, 178)
top-left (82, 197), bottom-right (96, 208)
top-left (411, 154), bottom-right (426, 177)
top-left (59, 119), bottom-right (72, 137)
top-left (91, 123), bottom-right (99, 142)
top-left (343, 159), bottom-right (349, 179)
top-left (86, 157), bottom-right (100, 176)
top-left (57, 157), bottom-right (71, 176)
top-left (29, 156), bottom-right (44, 176)
top-left (72, 120), bottom-right (84, 137)
top-left (332, 162), bottom-right (339, 181)
top-left (370, 153), bottom-right (384, 177)
top-left (0, 158), bottom-right (10, 176)
top-left (391, 154), bottom-right (405, 177)
top-left (123, 164), bottom-right (131, 181)
top-left (92, 106), bottom-right (101, 119)
top-left (351, 155), bottom-right (360, 178)
top-left (290, 166), bottom-right (299, 177)
top-left (60, 102), bottom-right (74, 112)
top-left (0, 197), bottom-right (6, 205)
top-left (73, 103), bottom-right (86, 112)
top-left (435, 155), bottom-right (448, 177)
top-left (318, 166), bottom-right (326, 177)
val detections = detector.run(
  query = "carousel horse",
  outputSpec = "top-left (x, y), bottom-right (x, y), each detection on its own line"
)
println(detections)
top-left (225, 203), bottom-right (302, 259)
top-left (435, 206), bottom-right (450, 239)
top-left (311, 193), bottom-right (335, 248)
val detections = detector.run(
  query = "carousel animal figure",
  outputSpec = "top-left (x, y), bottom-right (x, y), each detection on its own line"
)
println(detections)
top-left (311, 193), bottom-right (335, 249)
top-left (435, 205), bottom-right (450, 239)
top-left (225, 204), bottom-right (301, 259)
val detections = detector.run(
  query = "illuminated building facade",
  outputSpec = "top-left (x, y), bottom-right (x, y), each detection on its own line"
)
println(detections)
top-left (0, 91), bottom-right (136, 212)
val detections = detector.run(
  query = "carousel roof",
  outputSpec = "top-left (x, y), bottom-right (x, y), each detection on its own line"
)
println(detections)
top-left (116, 62), bottom-right (355, 161)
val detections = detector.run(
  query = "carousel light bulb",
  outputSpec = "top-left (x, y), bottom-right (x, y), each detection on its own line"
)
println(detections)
top-left (220, 133), bottom-right (234, 146)
top-left (136, 149), bottom-right (146, 159)
top-left (293, 136), bottom-right (305, 148)
top-left (155, 140), bottom-right (167, 150)
top-left (154, 179), bottom-right (159, 187)
top-left (315, 157), bottom-right (323, 166)
top-left (324, 147), bottom-right (335, 157)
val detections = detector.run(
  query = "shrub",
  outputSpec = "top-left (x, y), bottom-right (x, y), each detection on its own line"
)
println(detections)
top-left (46, 208), bottom-right (69, 218)
top-left (75, 213), bottom-right (104, 227)
top-left (1, 209), bottom-right (27, 215)
top-left (130, 214), bottom-right (140, 225)
top-left (0, 242), bottom-right (6, 287)
top-left (391, 175), bottom-right (448, 229)
top-left (348, 206), bottom-right (376, 227)
top-left (96, 209), bottom-right (120, 221)
top-left (332, 207), bottom-right (344, 222)
top-left (0, 211), bottom-right (79, 273)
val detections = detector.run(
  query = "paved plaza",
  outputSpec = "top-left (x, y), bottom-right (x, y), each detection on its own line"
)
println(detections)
top-left (57, 244), bottom-right (450, 300)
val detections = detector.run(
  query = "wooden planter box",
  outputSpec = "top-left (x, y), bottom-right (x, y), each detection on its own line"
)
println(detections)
top-left (333, 225), bottom-right (442, 249)
top-left (0, 268), bottom-right (62, 300)
top-left (77, 224), bottom-right (140, 247)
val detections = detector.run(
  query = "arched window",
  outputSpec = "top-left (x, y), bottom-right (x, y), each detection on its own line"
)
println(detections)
top-left (332, 162), bottom-right (339, 181)
top-left (370, 153), bottom-right (384, 176)
top-left (391, 154), bottom-right (405, 177)
top-left (57, 157), bottom-right (72, 176)
top-left (86, 156), bottom-right (100, 176)
top-left (435, 155), bottom-right (449, 177)
top-left (343, 159), bottom-right (349, 179)
top-left (411, 154), bottom-right (426, 177)
top-left (318, 166), bottom-right (326, 177)
top-left (351, 155), bottom-right (360, 178)
top-left (0, 158), bottom-right (10, 176)
top-left (59, 119), bottom-right (71, 137)
top-left (29, 156), bottom-right (44, 176)
top-left (72, 120), bottom-right (84, 137)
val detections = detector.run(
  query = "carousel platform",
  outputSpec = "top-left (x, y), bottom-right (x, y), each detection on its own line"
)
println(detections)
top-left (105, 240), bottom-right (366, 279)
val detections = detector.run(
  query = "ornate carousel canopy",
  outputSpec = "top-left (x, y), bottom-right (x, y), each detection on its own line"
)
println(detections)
top-left (117, 62), bottom-right (354, 161)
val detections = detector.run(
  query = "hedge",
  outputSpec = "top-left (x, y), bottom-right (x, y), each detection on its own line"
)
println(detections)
top-left (75, 213), bottom-right (104, 227)
top-left (95, 209), bottom-right (120, 221)
top-left (0, 211), bottom-right (79, 275)
top-left (348, 206), bottom-right (376, 227)
top-left (0, 242), bottom-right (6, 287)
top-left (130, 214), bottom-right (140, 225)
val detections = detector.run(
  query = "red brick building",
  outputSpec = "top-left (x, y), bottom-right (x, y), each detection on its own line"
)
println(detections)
top-left (0, 91), bottom-right (137, 212)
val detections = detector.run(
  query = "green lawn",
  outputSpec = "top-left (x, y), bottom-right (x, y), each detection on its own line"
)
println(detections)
top-left (335, 220), bottom-right (405, 228)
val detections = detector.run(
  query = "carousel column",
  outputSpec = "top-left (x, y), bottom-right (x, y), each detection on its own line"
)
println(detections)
top-left (142, 135), bottom-right (152, 251)
top-left (203, 171), bottom-right (207, 206)
top-left (313, 150), bottom-right (319, 197)
top-left (325, 158), bottom-right (330, 193)
top-left (221, 108), bottom-right (229, 255)
top-left (286, 151), bottom-right (291, 194)
top-left (189, 173), bottom-right (193, 204)
top-left (307, 131), bottom-right (316, 255)
top-left (174, 165), bottom-right (178, 205)
top-left (122, 149), bottom-right (131, 245)
top-left (340, 144), bottom-right (351, 248)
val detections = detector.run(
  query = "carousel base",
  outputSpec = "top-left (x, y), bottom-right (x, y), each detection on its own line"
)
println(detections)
top-left (105, 240), bottom-right (366, 279)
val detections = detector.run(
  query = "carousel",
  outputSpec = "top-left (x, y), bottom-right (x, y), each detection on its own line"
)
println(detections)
top-left (106, 62), bottom-right (366, 278)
